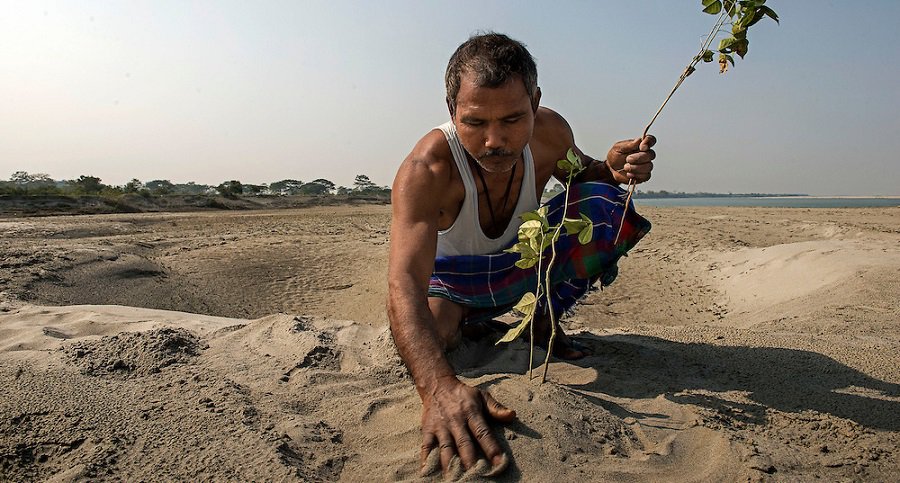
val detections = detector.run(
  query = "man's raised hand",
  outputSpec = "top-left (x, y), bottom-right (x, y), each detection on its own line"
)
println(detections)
top-left (606, 135), bottom-right (656, 184)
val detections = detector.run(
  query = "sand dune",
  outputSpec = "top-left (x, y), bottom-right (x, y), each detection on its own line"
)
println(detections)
top-left (1, 205), bottom-right (898, 481)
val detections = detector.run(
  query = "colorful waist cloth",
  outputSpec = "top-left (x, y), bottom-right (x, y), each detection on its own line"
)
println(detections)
top-left (428, 181), bottom-right (651, 323)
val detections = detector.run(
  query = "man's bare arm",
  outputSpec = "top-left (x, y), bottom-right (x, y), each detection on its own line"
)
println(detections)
top-left (536, 108), bottom-right (655, 185)
top-left (387, 153), bottom-right (456, 395)
top-left (387, 145), bottom-right (514, 477)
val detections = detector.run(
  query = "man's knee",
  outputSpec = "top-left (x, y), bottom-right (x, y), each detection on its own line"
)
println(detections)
top-left (427, 297), bottom-right (466, 349)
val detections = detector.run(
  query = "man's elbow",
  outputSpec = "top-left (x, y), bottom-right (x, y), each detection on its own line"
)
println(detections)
top-left (386, 295), bottom-right (399, 330)
top-left (385, 288), bottom-right (407, 334)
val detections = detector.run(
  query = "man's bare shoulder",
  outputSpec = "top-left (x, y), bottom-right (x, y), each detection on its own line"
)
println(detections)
top-left (534, 107), bottom-right (575, 151)
top-left (396, 129), bottom-right (456, 187)
top-left (393, 128), bottom-right (464, 222)
top-left (529, 107), bottom-right (577, 173)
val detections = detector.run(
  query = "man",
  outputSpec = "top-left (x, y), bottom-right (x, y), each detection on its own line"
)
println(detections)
top-left (387, 33), bottom-right (655, 477)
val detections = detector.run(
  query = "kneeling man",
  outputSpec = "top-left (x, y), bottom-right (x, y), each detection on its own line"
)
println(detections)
top-left (387, 32), bottom-right (655, 477)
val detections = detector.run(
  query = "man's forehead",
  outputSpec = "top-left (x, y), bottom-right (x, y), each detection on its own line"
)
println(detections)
top-left (458, 69), bottom-right (527, 92)
top-left (456, 72), bottom-right (531, 110)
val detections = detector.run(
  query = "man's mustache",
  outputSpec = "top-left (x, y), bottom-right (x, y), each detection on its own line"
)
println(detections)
top-left (478, 148), bottom-right (515, 159)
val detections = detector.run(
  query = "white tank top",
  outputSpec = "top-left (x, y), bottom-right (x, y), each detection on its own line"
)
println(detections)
top-left (435, 121), bottom-right (540, 256)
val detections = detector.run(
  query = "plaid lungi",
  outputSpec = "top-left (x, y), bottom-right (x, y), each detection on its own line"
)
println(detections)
top-left (428, 181), bottom-right (651, 323)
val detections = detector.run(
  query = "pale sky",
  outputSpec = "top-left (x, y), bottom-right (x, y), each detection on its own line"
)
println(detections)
top-left (1, 1), bottom-right (898, 195)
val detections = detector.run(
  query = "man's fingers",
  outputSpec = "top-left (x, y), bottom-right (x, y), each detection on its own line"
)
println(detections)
top-left (420, 432), bottom-right (437, 466)
top-left (614, 135), bottom-right (656, 156)
top-left (437, 431), bottom-right (456, 476)
top-left (613, 138), bottom-right (641, 155)
top-left (449, 422), bottom-right (478, 471)
top-left (482, 390), bottom-right (516, 422)
top-left (629, 149), bottom-right (656, 162)
top-left (626, 150), bottom-right (655, 165)
top-left (467, 412), bottom-right (506, 469)
top-left (419, 433), bottom-right (440, 476)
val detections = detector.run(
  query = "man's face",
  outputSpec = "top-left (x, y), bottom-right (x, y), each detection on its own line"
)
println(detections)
top-left (451, 72), bottom-right (539, 173)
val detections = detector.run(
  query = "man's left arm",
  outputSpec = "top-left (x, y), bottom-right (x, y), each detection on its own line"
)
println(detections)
top-left (539, 108), bottom-right (656, 185)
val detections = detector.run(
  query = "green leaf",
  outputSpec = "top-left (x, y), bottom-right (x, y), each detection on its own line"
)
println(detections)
top-left (758, 5), bottom-right (778, 23)
top-left (515, 258), bottom-right (537, 269)
top-left (724, 53), bottom-right (734, 66)
top-left (702, 0), bottom-right (722, 15)
top-left (505, 241), bottom-right (536, 260)
top-left (527, 237), bottom-right (543, 258)
top-left (520, 211), bottom-right (541, 223)
top-left (724, 0), bottom-right (737, 15)
top-left (540, 234), bottom-right (553, 251)
top-left (562, 217), bottom-right (587, 235)
top-left (497, 292), bottom-right (538, 344)
top-left (518, 242), bottom-right (536, 259)
top-left (733, 38), bottom-right (749, 58)
top-left (518, 219), bottom-right (543, 240)
top-left (702, 50), bottom-right (714, 62)
top-left (746, 9), bottom-right (765, 27)
top-left (578, 224), bottom-right (593, 245)
top-left (536, 206), bottom-right (550, 229)
top-left (512, 291), bottom-right (536, 315)
top-left (568, 151), bottom-right (584, 173)
top-left (718, 37), bottom-right (736, 52)
top-left (558, 149), bottom-right (583, 176)
top-left (497, 311), bottom-right (534, 344)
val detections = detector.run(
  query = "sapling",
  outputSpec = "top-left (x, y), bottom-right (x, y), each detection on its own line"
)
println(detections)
top-left (500, 0), bottom-right (779, 382)
top-left (498, 148), bottom-right (591, 382)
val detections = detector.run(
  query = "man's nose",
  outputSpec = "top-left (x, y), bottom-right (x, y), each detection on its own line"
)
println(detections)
top-left (484, 124), bottom-right (506, 149)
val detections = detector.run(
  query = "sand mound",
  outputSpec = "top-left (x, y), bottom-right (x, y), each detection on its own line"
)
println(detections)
top-left (710, 238), bottom-right (900, 327)
top-left (1, 308), bottom-right (759, 481)
top-left (63, 328), bottom-right (206, 378)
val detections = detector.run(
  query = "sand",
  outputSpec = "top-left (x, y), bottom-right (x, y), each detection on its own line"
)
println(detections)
top-left (1, 205), bottom-right (898, 481)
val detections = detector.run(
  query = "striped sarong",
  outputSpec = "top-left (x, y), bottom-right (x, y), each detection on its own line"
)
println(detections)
top-left (428, 181), bottom-right (651, 323)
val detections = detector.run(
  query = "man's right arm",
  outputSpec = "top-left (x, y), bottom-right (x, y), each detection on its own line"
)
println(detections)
top-left (387, 150), bottom-right (457, 396)
top-left (387, 141), bottom-right (514, 477)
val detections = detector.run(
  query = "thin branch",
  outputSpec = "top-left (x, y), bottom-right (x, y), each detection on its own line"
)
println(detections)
top-left (614, 9), bottom-right (731, 246)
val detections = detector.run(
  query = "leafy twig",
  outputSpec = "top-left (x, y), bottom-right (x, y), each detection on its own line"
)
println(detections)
top-left (503, 0), bottom-right (778, 383)
top-left (615, 0), bottom-right (779, 245)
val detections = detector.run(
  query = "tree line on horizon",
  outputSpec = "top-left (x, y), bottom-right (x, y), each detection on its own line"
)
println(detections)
top-left (0, 171), bottom-right (391, 198)
top-left (4, 171), bottom-right (802, 201)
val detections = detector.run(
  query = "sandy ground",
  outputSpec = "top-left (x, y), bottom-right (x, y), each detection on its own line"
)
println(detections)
top-left (1, 204), bottom-right (898, 481)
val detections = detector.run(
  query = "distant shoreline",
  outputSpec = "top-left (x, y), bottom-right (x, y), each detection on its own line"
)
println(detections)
top-left (635, 195), bottom-right (900, 209)
top-left (752, 195), bottom-right (900, 199)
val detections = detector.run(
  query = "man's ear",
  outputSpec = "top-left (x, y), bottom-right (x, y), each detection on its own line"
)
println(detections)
top-left (531, 87), bottom-right (542, 112)
top-left (446, 97), bottom-right (455, 118)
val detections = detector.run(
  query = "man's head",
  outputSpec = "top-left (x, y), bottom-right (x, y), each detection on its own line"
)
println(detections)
top-left (445, 33), bottom-right (541, 173)
top-left (445, 32), bottom-right (539, 117)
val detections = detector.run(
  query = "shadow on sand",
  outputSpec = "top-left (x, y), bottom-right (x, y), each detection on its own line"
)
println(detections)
top-left (456, 329), bottom-right (899, 431)
top-left (563, 332), bottom-right (900, 431)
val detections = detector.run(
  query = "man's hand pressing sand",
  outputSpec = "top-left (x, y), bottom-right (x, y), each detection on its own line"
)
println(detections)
top-left (419, 376), bottom-right (515, 479)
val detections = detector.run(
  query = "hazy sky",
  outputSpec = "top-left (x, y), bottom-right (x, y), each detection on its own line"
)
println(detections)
top-left (2, 1), bottom-right (898, 195)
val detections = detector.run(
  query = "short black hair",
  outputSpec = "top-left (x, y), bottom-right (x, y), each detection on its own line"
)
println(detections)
top-left (445, 32), bottom-right (538, 115)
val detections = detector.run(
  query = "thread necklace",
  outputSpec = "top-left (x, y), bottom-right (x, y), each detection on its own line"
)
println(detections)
top-left (473, 160), bottom-right (517, 237)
